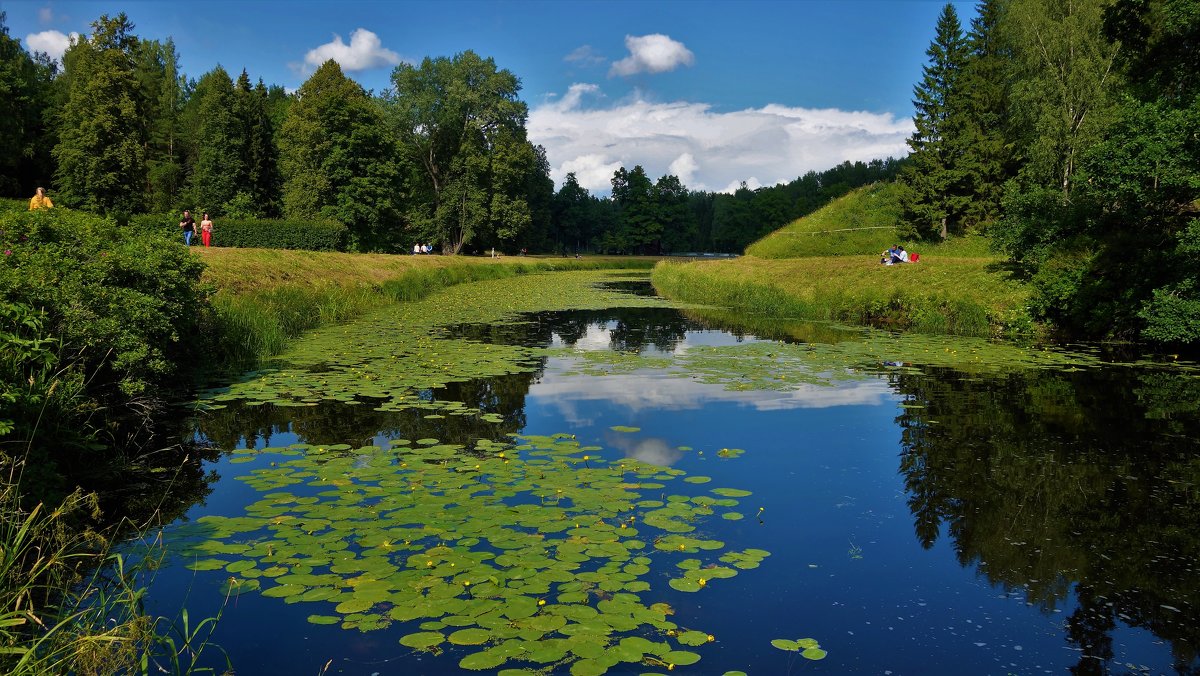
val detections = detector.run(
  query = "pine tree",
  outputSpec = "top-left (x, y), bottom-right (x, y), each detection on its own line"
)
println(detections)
top-left (52, 14), bottom-right (147, 214)
top-left (900, 3), bottom-right (969, 240)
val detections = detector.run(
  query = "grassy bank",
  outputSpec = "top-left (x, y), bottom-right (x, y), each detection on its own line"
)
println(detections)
top-left (653, 185), bottom-right (1032, 338)
top-left (199, 248), bottom-right (657, 367)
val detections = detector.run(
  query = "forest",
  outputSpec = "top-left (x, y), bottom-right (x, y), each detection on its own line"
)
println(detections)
top-left (0, 11), bottom-right (900, 256)
top-left (898, 0), bottom-right (1200, 343)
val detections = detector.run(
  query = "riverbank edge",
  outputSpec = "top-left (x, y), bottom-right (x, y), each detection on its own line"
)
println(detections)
top-left (204, 252), bottom-right (658, 370)
top-left (650, 258), bottom-right (1037, 339)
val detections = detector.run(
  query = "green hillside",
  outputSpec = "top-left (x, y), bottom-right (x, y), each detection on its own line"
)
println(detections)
top-left (744, 182), bottom-right (992, 259)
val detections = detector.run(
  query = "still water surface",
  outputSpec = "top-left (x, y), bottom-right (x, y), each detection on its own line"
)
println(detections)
top-left (151, 273), bottom-right (1200, 675)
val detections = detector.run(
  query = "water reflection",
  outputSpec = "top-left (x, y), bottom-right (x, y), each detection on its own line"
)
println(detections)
top-left (892, 366), bottom-right (1200, 674)
top-left (606, 433), bottom-right (686, 466)
top-left (181, 295), bottom-right (1200, 674)
top-left (198, 371), bottom-right (541, 449)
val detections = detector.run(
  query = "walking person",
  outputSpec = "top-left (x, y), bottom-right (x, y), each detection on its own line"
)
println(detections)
top-left (28, 187), bottom-right (53, 210)
top-left (179, 210), bottom-right (196, 246)
top-left (200, 212), bottom-right (214, 247)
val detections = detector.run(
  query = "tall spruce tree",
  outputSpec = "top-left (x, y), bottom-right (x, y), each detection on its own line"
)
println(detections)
top-left (53, 13), bottom-right (147, 214)
top-left (900, 3), bottom-right (969, 240)
top-left (139, 38), bottom-right (184, 212)
top-left (232, 71), bottom-right (281, 216)
top-left (958, 0), bottom-right (1013, 227)
top-left (186, 65), bottom-right (242, 215)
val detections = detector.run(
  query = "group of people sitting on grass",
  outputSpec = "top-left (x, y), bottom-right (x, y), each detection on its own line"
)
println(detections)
top-left (413, 243), bottom-right (435, 255)
top-left (880, 245), bottom-right (917, 265)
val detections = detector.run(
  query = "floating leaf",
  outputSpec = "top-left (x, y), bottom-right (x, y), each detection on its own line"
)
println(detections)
top-left (399, 632), bottom-right (444, 650)
top-left (449, 628), bottom-right (492, 645)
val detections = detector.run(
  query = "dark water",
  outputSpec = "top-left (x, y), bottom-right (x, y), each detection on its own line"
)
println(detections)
top-left (150, 284), bottom-right (1200, 675)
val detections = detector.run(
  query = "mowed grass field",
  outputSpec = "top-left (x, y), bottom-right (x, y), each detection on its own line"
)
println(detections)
top-left (194, 247), bottom-right (654, 294)
top-left (653, 184), bottom-right (1033, 337)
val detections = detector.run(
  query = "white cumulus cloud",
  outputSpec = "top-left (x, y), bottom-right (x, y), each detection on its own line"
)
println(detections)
top-left (25, 29), bottom-right (76, 62)
top-left (529, 85), bottom-right (913, 193)
top-left (609, 34), bottom-right (694, 77)
top-left (303, 28), bottom-right (402, 72)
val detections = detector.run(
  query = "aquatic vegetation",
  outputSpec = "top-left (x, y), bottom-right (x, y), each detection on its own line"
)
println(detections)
top-left (770, 636), bottom-right (827, 660)
top-left (550, 318), bottom-right (1199, 394)
top-left (199, 271), bottom-right (678, 416)
top-left (169, 434), bottom-right (766, 673)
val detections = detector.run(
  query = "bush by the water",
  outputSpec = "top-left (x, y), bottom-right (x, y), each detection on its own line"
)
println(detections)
top-left (129, 213), bottom-right (348, 251)
top-left (0, 206), bottom-right (207, 490)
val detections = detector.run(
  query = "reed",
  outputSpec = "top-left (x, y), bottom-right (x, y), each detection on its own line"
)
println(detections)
top-left (206, 254), bottom-right (657, 369)
top-left (0, 475), bottom-right (229, 675)
top-left (651, 258), bottom-right (1030, 338)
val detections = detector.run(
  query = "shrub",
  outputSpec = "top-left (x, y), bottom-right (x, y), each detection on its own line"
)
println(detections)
top-left (127, 213), bottom-right (348, 251)
top-left (0, 206), bottom-right (207, 475)
top-left (204, 217), bottom-right (348, 250)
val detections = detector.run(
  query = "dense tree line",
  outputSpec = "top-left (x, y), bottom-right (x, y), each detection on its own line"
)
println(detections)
top-left (903, 0), bottom-right (1200, 343)
top-left (523, 158), bottom-right (903, 255)
top-left (0, 11), bottom-right (900, 256)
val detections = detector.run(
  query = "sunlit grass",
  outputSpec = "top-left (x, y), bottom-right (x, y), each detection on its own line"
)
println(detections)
top-left (652, 256), bottom-right (1032, 338)
top-left (199, 248), bottom-right (658, 368)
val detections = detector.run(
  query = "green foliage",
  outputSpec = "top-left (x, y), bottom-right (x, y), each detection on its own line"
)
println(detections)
top-left (234, 72), bottom-right (281, 217)
top-left (0, 206), bottom-right (207, 470)
top-left (138, 38), bottom-right (184, 214)
top-left (899, 3), bottom-right (971, 240)
top-left (1004, 0), bottom-right (1122, 196)
top-left (52, 14), bottom-right (147, 215)
top-left (202, 217), bottom-right (347, 251)
top-left (651, 260), bottom-right (1012, 338)
top-left (128, 212), bottom-right (347, 250)
top-left (389, 50), bottom-right (538, 253)
top-left (984, 0), bottom-right (1200, 343)
top-left (185, 66), bottom-right (241, 215)
top-left (0, 481), bottom-right (231, 675)
top-left (280, 60), bottom-right (402, 251)
top-left (0, 13), bottom-right (56, 198)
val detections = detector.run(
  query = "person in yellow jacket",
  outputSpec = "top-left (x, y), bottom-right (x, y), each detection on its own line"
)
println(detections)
top-left (28, 187), bottom-right (53, 210)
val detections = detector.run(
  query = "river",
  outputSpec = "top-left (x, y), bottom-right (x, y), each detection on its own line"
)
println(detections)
top-left (144, 270), bottom-right (1200, 675)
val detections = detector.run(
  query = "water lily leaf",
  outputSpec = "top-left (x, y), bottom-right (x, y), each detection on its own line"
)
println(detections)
top-left (668, 578), bottom-right (702, 592)
top-left (449, 628), bottom-right (492, 645)
top-left (400, 631), bottom-right (444, 650)
top-left (662, 650), bottom-right (701, 666)
top-left (307, 615), bottom-right (340, 625)
top-left (677, 630), bottom-right (709, 646)
top-left (771, 639), bottom-right (800, 651)
top-left (459, 648), bottom-right (508, 670)
top-left (608, 426), bottom-right (640, 433)
top-left (570, 659), bottom-right (609, 676)
top-left (802, 647), bottom-right (828, 660)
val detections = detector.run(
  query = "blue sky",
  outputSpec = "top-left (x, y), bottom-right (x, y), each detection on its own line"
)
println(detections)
top-left (5, 0), bottom-right (977, 192)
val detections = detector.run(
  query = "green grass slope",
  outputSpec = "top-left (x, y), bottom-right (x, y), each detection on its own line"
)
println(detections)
top-left (653, 182), bottom-right (1032, 338)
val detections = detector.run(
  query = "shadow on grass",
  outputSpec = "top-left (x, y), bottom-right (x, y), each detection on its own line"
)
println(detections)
top-left (984, 260), bottom-right (1033, 282)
